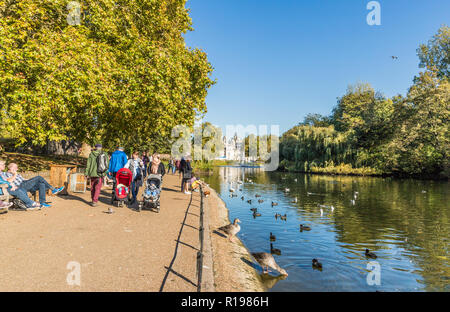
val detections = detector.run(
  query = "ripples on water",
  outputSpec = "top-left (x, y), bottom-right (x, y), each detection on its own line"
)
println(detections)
top-left (200, 167), bottom-right (450, 292)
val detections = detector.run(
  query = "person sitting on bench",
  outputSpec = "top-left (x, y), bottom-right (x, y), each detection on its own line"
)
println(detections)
top-left (0, 162), bottom-right (64, 209)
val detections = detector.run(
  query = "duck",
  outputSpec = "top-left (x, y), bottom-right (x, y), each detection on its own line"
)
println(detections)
top-left (258, 199), bottom-right (264, 204)
top-left (274, 213), bottom-right (282, 219)
top-left (255, 194), bottom-right (261, 198)
top-left (250, 208), bottom-right (258, 212)
top-left (291, 197), bottom-right (298, 203)
top-left (247, 199), bottom-right (252, 204)
top-left (253, 212), bottom-right (261, 218)
top-left (300, 224), bottom-right (311, 231)
top-left (270, 243), bottom-right (281, 255)
top-left (312, 258), bottom-right (322, 269)
top-left (280, 214), bottom-right (287, 221)
top-left (241, 196), bottom-right (244, 200)
top-left (320, 208), bottom-right (323, 216)
top-left (218, 218), bottom-right (241, 242)
top-left (271, 201), bottom-right (278, 207)
top-left (350, 199), bottom-right (356, 205)
top-left (284, 188), bottom-right (290, 193)
top-left (294, 178), bottom-right (298, 182)
top-left (330, 205), bottom-right (335, 212)
top-left (365, 249), bottom-right (377, 259)
top-left (269, 232), bottom-right (276, 241)
top-left (251, 252), bottom-right (288, 276)
top-left (229, 188), bottom-right (235, 193)
top-left (203, 190), bottom-right (210, 197)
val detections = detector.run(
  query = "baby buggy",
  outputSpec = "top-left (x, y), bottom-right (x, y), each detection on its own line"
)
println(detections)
top-left (111, 168), bottom-right (133, 207)
top-left (139, 174), bottom-right (162, 212)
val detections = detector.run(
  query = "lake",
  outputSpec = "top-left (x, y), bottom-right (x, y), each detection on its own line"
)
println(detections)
top-left (200, 167), bottom-right (449, 292)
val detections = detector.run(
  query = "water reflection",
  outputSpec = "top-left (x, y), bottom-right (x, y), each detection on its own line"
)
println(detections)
top-left (201, 167), bottom-right (450, 292)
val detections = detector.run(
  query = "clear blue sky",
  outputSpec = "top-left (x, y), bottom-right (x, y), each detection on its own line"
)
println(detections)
top-left (184, 0), bottom-right (450, 134)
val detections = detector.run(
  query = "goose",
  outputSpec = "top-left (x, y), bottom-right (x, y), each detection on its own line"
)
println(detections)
top-left (270, 243), bottom-right (281, 255)
top-left (312, 258), bottom-right (322, 269)
top-left (280, 214), bottom-right (287, 221)
top-left (271, 201), bottom-right (278, 207)
top-left (247, 199), bottom-right (252, 204)
top-left (300, 224), bottom-right (311, 231)
top-left (270, 232), bottom-right (276, 242)
top-left (365, 249), bottom-right (377, 259)
top-left (291, 197), bottom-right (298, 203)
top-left (218, 218), bottom-right (241, 241)
top-left (258, 199), bottom-right (264, 204)
top-left (251, 252), bottom-right (288, 276)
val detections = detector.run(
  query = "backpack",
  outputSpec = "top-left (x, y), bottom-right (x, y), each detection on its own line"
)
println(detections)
top-left (97, 153), bottom-right (109, 175)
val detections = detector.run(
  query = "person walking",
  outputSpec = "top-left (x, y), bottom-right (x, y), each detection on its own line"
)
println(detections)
top-left (85, 144), bottom-right (108, 206)
top-left (124, 151), bottom-right (144, 205)
top-left (168, 157), bottom-right (174, 174)
top-left (142, 151), bottom-right (150, 177)
top-left (108, 146), bottom-right (128, 194)
top-left (148, 153), bottom-right (166, 176)
top-left (181, 156), bottom-right (192, 194)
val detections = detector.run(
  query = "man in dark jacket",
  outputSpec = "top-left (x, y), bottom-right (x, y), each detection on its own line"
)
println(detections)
top-left (85, 144), bottom-right (108, 206)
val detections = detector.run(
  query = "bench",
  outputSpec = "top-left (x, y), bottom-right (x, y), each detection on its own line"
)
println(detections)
top-left (0, 183), bottom-right (39, 211)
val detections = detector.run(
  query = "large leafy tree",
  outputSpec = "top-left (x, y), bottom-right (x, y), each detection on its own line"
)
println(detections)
top-left (417, 25), bottom-right (450, 80)
top-left (0, 0), bottom-right (214, 149)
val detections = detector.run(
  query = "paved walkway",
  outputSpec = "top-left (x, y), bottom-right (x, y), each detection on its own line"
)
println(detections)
top-left (0, 174), bottom-right (202, 291)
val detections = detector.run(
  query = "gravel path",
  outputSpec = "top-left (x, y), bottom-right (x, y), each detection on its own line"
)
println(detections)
top-left (0, 174), bottom-right (201, 292)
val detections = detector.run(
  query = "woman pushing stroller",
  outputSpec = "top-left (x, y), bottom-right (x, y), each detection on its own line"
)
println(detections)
top-left (124, 151), bottom-right (145, 205)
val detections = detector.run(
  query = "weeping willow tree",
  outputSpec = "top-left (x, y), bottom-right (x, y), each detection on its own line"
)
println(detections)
top-left (279, 125), bottom-right (356, 172)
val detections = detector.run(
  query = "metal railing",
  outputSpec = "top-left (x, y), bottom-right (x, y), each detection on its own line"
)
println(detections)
top-left (196, 184), bottom-right (205, 292)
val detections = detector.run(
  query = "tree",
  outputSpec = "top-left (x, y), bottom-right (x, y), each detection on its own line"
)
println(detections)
top-left (300, 113), bottom-right (332, 127)
top-left (0, 0), bottom-right (215, 149)
top-left (417, 25), bottom-right (450, 80)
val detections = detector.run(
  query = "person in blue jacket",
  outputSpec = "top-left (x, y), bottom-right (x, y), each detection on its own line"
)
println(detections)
top-left (108, 147), bottom-right (128, 188)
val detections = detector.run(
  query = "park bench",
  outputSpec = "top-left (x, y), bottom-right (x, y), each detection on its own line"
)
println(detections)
top-left (0, 183), bottom-right (39, 211)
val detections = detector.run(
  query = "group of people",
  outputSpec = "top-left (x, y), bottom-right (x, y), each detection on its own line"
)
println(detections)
top-left (85, 145), bottom-right (185, 207)
top-left (0, 159), bottom-right (65, 211)
top-left (0, 146), bottom-right (200, 212)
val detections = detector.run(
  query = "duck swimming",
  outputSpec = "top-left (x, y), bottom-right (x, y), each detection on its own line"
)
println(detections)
top-left (291, 197), bottom-right (298, 203)
top-left (258, 199), bottom-right (264, 204)
top-left (218, 218), bottom-right (241, 242)
top-left (270, 243), bottom-right (281, 255)
top-left (312, 258), bottom-right (322, 269)
top-left (270, 232), bottom-right (276, 241)
top-left (365, 249), bottom-right (377, 259)
top-left (271, 202), bottom-right (278, 207)
top-left (274, 213), bottom-right (282, 219)
top-left (255, 194), bottom-right (261, 198)
top-left (284, 188), bottom-right (290, 192)
top-left (300, 224), bottom-right (311, 231)
top-left (250, 208), bottom-right (258, 212)
top-left (280, 214), bottom-right (287, 221)
top-left (247, 199), bottom-right (252, 204)
top-left (253, 212), bottom-right (261, 217)
top-left (241, 196), bottom-right (245, 200)
top-left (251, 252), bottom-right (288, 276)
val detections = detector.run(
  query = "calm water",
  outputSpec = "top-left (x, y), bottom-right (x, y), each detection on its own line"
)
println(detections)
top-left (200, 167), bottom-right (450, 292)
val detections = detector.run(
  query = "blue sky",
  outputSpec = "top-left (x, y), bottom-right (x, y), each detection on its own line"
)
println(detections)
top-left (184, 0), bottom-right (450, 134)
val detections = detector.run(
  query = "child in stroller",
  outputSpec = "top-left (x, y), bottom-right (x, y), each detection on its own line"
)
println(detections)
top-left (111, 168), bottom-right (133, 207)
top-left (139, 174), bottom-right (162, 212)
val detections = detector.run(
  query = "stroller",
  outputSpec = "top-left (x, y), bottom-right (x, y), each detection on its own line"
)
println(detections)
top-left (111, 168), bottom-right (133, 207)
top-left (139, 174), bottom-right (162, 212)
